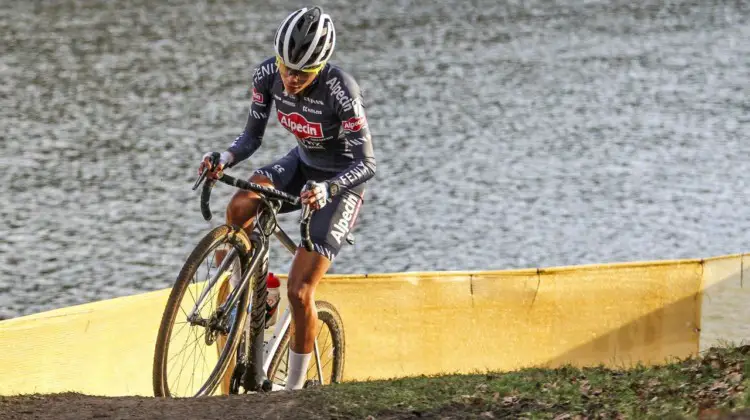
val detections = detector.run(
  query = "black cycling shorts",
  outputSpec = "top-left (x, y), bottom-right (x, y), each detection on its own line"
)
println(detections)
top-left (253, 148), bottom-right (365, 261)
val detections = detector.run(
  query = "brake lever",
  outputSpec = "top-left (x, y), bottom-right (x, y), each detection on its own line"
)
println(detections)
top-left (193, 152), bottom-right (221, 191)
top-left (300, 202), bottom-right (314, 252)
top-left (192, 170), bottom-right (208, 191)
top-left (300, 203), bottom-right (312, 222)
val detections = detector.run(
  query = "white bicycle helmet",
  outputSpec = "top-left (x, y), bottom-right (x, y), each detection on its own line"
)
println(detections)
top-left (273, 7), bottom-right (336, 71)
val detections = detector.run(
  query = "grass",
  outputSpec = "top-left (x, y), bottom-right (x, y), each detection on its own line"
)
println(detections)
top-left (292, 344), bottom-right (750, 419)
top-left (1, 346), bottom-right (749, 419)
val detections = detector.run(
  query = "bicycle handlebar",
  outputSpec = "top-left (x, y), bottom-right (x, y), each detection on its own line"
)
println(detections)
top-left (193, 157), bottom-right (315, 252)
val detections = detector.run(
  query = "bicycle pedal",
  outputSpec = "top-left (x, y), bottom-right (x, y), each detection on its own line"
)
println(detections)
top-left (229, 363), bottom-right (246, 395)
top-left (261, 379), bottom-right (273, 392)
top-left (242, 370), bottom-right (271, 393)
top-left (303, 379), bottom-right (321, 389)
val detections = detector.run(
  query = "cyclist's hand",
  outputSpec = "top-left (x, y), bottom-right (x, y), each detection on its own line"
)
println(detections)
top-left (301, 181), bottom-right (329, 210)
top-left (199, 151), bottom-right (233, 180)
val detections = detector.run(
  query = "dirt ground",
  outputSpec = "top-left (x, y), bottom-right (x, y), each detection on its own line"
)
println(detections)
top-left (2, 392), bottom-right (750, 420)
top-left (0, 392), bottom-right (314, 420)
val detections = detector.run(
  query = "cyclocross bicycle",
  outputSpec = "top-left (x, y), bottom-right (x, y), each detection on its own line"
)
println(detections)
top-left (152, 153), bottom-right (345, 397)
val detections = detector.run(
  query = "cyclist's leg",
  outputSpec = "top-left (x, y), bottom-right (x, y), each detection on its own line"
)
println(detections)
top-left (285, 185), bottom-right (365, 390)
top-left (215, 150), bottom-right (304, 392)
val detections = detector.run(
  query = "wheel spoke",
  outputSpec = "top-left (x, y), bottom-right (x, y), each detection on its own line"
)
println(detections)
top-left (186, 272), bottom-right (198, 308)
top-left (168, 321), bottom-right (190, 347)
top-left (187, 329), bottom-right (198, 395)
top-left (170, 320), bottom-right (199, 377)
top-left (178, 303), bottom-right (191, 322)
top-left (195, 254), bottom-right (217, 314)
top-left (171, 329), bottom-right (203, 396)
top-left (167, 327), bottom-right (205, 365)
top-left (318, 326), bottom-right (331, 354)
top-left (169, 328), bottom-right (206, 395)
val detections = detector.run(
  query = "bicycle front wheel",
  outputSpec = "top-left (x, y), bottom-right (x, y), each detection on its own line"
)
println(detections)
top-left (152, 224), bottom-right (252, 397)
top-left (267, 300), bottom-right (346, 388)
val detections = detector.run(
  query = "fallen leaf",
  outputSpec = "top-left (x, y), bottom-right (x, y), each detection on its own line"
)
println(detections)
top-left (709, 381), bottom-right (728, 391)
top-left (727, 372), bottom-right (743, 384)
top-left (697, 408), bottom-right (722, 420)
top-left (580, 382), bottom-right (591, 395)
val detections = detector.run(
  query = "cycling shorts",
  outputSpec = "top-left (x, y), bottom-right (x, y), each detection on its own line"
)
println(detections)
top-left (253, 148), bottom-right (365, 261)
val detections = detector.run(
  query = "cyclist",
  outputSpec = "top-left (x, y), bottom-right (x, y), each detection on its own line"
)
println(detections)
top-left (199, 6), bottom-right (375, 391)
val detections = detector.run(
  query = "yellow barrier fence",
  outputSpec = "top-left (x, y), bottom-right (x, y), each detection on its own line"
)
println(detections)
top-left (0, 254), bottom-right (748, 396)
top-left (0, 288), bottom-right (170, 396)
top-left (699, 255), bottom-right (750, 351)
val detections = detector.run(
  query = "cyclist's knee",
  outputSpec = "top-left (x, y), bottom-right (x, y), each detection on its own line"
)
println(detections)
top-left (225, 194), bottom-right (256, 226)
top-left (286, 281), bottom-right (313, 309)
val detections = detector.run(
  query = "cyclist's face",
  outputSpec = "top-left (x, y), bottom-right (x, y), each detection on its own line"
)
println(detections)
top-left (276, 59), bottom-right (321, 95)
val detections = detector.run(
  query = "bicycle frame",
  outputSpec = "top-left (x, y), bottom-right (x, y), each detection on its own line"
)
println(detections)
top-left (184, 201), bottom-right (327, 389)
top-left (187, 168), bottom-right (329, 391)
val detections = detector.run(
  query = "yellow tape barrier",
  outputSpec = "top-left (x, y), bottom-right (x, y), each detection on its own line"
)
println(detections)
top-left (0, 255), bottom-right (748, 396)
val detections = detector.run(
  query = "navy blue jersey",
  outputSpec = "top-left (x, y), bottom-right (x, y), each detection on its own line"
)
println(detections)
top-left (227, 57), bottom-right (376, 195)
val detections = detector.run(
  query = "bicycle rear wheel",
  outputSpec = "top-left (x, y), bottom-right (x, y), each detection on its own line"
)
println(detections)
top-left (267, 301), bottom-right (345, 388)
top-left (152, 224), bottom-right (252, 397)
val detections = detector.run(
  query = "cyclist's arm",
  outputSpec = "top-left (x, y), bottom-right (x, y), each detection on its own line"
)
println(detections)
top-left (326, 73), bottom-right (376, 196)
top-left (225, 61), bottom-right (275, 168)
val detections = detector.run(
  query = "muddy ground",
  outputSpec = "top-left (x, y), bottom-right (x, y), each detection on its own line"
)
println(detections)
top-left (2, 391), bottom-right (750, 420)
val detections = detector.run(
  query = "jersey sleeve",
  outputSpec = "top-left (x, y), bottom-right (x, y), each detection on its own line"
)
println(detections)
top-left (326, 71), bottom-right (376, 195)
top-left (226, 59), bottom-right (275, 167)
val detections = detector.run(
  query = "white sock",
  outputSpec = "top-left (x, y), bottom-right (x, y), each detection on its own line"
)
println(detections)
top-left (285, 349), bottom-right (312, 390)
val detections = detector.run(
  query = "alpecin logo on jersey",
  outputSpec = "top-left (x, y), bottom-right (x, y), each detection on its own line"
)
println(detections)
top-left (277, 111), bottom-right (323, 140)
top-left (252, 88), bottom-right (263, 104)
top-left (342, 116), bottom-right (367, 132)
top-left (325, 77), bottom-right (353, 112)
